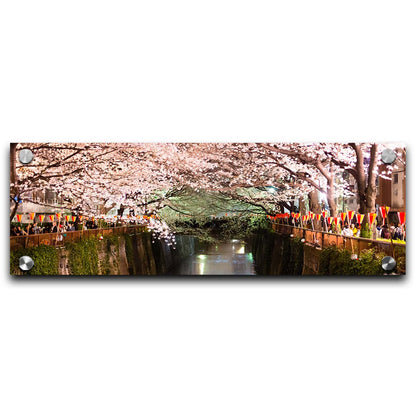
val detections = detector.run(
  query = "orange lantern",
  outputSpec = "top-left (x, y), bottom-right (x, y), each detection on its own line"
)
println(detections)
top-left (16, 214), bottom-right (22, 222)
top-left (322, 211), bottom-right (327, 218)
top-left (340, 212), bottom-right (347, 223)
top-left (49, 215), bottom-right (54, 222)
top-left (29, 212), bottom-right (35, 220)
top-left (356, 214), bottom-right (364, 224)
top-left (368, 213), bottom-right (377, 226)
top-left (327, 216), bottom-right (333, 225)
top-left (397, 212), bottom-right (406, 225)
top-left (72, 216), bottom-right (76, 222)
top-left (347, 210), bottom-right (355, 221)
top-left (39, 215), bottom-right (45, 222)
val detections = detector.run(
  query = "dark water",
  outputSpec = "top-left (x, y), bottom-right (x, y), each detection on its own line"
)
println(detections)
top-left (172, 239), bottom-right (256, 275)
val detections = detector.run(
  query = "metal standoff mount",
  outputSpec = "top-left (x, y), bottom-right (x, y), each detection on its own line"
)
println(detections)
top-left (381, 256), bottom-right (396, 273)
top-left (18, 148), bottom-right (34, 164)
top-left (381, 148), bottom-right (396, 165)
top-left (19, 256), bottom-right (35, 272)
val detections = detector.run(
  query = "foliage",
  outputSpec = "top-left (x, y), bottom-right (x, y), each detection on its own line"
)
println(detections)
top-left (319, 246), bottom-right (386, 275)
top-left (10, 245), bottom-right (59, 275)
top-left (66, 238), bottom-right (99, 275)
top-left (360, 223), bottom-right (372, 239)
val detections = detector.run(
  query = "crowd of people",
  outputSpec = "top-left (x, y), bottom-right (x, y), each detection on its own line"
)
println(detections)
top-left (287, 216), bottom-right (406, 241)
top-left (10, 220), bottom-right (100, 236)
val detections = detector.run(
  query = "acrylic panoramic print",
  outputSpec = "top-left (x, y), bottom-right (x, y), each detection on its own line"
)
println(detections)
top-left (10, 143), bottom-right (406, 276)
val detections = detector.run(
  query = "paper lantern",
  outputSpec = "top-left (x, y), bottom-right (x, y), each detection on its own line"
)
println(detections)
top-left (49, 215), bottom-right (54, 222)
top-left (379, 206), bottom-right (390, 219)
top-left (295, 213), bottom-right (300, 220)
top-left (16, 214), bottom-right (22, 222)
top-left (79, 215), bottom-right (83, 221)
top-left (333, 217), bottom-right (339, 226)
top-left (39, 215), bottom-right (45, 222)
top-left (310, 213), bottom-right (315, 220)
top-left (356, 214), bottom-right (364, 224)
top-left (322, 211), bottom-right (327, 218)
top-left (316, 214), bottom-right (321, 221)
top-left (291, 212), bottom-right (295, 218)
top-left (29, 212), bottom-right (35, 220)
top-left (397, 212), bottom-right (406, 225)
top-left (340, 212), bottom-right (347, 222)
top-left (56, 213), bottom-right (61, 221)
top-left (347, 210), bottom-right (355, 221)
top-left (368, 213), bottom-right (377, 226)
top-left (72, 216), bottom-right (76, 222)
top-left (327, 216), bottom-right (333, 225)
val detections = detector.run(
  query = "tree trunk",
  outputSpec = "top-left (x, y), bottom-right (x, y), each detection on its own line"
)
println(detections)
top-left (308, 190), bottom-right (321, 230)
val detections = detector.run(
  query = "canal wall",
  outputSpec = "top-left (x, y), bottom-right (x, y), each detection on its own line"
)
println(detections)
top-left (249, 231), bottom-right (405, 275)
top-left (11, 233), bottom-right (199, 276)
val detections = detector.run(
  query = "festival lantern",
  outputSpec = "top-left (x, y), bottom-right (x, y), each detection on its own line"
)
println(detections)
top-left (340, 212), bottom-right (347, 224)
top-left (316, 214), bottom-right (322, 221)
top-left (72, 216), bottom-right (76, 222)
top-left (356, 214), bottom-right (364, 224)
top-left (368, 212), bottom-right (377, 226)
top-left (347, 210), bottom-right (355, 222)
top-left (49, 215), bottom-right (54, 222)
top-left (295, 213), bottom-right (300, 220)
top-left (397, 212), bottom-right (406, 225)
top-left (322, 211), bottom-right (327, 218)
top-left (291, 212), bottom-right (295, 218)
top-left (39, 215), bottom-right (45, 222)
top-left (56, 213), bottom-right (61, 222)
top-left (333, 217), bottom-right (339, 227)
top-left (327, 216), bottom-right (333, 225)
top-left (379, 206), bottom-right (390, 225)
top-left (310, 213), bottom-right (315, 220)
top-left (16, 214), bottom-right (22, 223)
top-left (79, 215), bottom-right (83, 222)
top-left (29, 212), bottom-right (35, 220)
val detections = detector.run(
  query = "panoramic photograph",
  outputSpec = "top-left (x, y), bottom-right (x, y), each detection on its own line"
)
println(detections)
top-left (10, 142), bottom-right (406, 276)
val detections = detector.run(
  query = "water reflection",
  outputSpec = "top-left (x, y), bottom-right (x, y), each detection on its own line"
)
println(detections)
top-left (173, 240), bottom-right (255, 275)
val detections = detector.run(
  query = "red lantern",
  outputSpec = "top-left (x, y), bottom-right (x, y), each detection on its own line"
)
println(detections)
top-left (368, 213), bottom-right (377, 226)
top-left (16, 214), bottom-right (22, 222)
top-left (333, 217), bottom-right (339, 226)
top-left (340, 212), bottom-right (347, 222)
top-left (322, 211), bottom-right (327, 218)
top-left (49, 215), bottom-right (54, 222)
top-left (327, 216), bottom-right (333, 225)
top-left (29, 212), bottom-right (35, 220)
top-left (39, 215), bottom-right (45, 222)
top-left (310, 213), bottom-right (315, 220)
top-left (397, 212), bottom-right (406, 225)
top-left (356, 214), bottom-right (364, 224)
top-left (316, 214), bottom-right (321, 221)
top-left (347, 210), bottom-right (355, 221)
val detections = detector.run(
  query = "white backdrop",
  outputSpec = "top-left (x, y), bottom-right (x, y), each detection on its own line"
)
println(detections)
top-left (1, 1), bottom-right (415, 415)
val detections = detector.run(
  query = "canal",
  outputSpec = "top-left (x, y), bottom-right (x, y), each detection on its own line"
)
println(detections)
top-left (172, 239), bottom-right (256, 275)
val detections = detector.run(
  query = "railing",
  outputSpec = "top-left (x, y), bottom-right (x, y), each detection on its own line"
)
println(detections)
top-left (272, 223), bottom-right (405, 257)
top-left (10, 225), bottom-right (147, 250)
